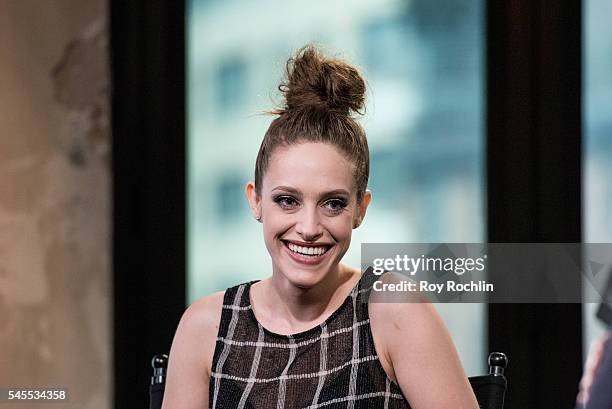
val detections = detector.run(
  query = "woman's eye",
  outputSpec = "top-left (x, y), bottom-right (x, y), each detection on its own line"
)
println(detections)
top-left (324, 199), bottom-right (347, 213)
top-left (274, 196), bottom-right (298, 209)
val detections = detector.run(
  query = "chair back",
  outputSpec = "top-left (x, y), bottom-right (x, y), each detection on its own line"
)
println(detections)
top-left (149, 352), bottom-right (508, 409)
top-left (468, 352), bottom-right (508, 409)
top-left (149, 354), bottom-right (168, 409)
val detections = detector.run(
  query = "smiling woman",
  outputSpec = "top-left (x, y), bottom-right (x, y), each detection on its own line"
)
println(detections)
top-left (162, 45), bottom-right (478, 409)
top-left (246, 142), bottom-right (365, 290)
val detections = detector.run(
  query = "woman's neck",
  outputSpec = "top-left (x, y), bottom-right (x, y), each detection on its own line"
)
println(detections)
top-left (252, 264), bottom-right (360, 335)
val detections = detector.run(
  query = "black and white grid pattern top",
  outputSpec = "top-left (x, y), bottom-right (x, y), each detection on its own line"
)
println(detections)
top-left (209, 268), bottom-right (412, 409)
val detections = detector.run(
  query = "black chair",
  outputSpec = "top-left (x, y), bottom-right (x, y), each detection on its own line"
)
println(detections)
top-left (150, 355), bottom-right (168, 409)
top-left (468, 352), bottom-right (508, 409)
top-left (149, 352), bottom-right (507, 409)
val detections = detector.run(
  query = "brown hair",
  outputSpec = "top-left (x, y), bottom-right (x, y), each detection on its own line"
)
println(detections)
top-left (255, 44), bottom-right (369, 202)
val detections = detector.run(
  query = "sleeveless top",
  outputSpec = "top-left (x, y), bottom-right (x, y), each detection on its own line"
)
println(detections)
top-left (209, 268), bottom-right (412, 409)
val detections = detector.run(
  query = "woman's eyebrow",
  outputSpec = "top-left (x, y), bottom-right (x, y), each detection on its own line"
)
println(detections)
top-left (271, 187), bottom-right (350, 198)
top-left (272, 186), bottom-right (301, 195)
top-left (320, 189), bottom-right (350, 198)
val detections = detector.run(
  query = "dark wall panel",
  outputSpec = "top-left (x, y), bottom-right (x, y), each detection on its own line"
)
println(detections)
top-left (111, 1), bottom-right (186, 408)
top-left (487, 1), bottom-right (582, 407)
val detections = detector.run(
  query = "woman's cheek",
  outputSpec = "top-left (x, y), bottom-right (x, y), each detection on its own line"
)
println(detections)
top-left (329, 220), bottom-right (349, 236)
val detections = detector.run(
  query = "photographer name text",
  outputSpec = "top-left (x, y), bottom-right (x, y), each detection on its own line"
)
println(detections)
top-left (373, 279), bottom-right (494, 294)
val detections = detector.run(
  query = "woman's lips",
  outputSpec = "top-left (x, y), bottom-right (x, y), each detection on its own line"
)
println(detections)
top-left (282, 240), bottom-right (333, 266)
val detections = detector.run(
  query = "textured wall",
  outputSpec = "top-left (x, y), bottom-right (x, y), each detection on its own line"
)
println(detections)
top-left (0, 1), bottom-right (110, 408)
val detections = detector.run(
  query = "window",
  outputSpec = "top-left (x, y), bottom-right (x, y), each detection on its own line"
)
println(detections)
top-left (216, 56), bottom-right (247, 113)
top-left (583, 0), bottom-right (612, 356)
top-left (188, 0), bottom-right (485, 375)
top-left (216, 173), bottom-right (247, 221)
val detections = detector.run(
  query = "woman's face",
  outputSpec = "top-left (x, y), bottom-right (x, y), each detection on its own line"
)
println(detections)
top-left (246, 142), bottom-right (370, 288)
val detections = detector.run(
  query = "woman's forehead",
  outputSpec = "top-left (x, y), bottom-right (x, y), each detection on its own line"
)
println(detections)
top-left (264, 142), bottom-right (355, 192)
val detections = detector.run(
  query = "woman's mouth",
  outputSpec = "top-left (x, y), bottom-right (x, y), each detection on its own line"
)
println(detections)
top-left (282, 240), bottom-right (333, 265)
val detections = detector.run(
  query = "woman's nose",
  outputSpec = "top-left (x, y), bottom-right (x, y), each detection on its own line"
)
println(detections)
top-left (295, 206), bottom-right (323, 240)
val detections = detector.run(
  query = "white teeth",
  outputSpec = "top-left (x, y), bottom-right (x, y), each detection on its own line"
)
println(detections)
top-left (287, 242), bottom-right (329, 256)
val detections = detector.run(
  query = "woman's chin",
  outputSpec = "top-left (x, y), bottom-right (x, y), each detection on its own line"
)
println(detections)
top-left (279, 268), bottom-right (325, 289)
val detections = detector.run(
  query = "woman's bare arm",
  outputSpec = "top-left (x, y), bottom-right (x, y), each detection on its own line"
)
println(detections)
top-left (161, 291), bottom-right (224, 409)
top-left (369, 275), bottom-right (479, 409)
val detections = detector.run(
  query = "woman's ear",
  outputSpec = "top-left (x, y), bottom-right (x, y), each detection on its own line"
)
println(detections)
top-left (354, 189), bottom-right (372, 228)
top-left (245, 181), bottom-right (262, 222)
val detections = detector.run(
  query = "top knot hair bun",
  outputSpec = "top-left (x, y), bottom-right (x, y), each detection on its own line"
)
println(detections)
top-left (256, 44), bottom-right (370, 203)
top-left (277, 44), bottom-right (366, 116)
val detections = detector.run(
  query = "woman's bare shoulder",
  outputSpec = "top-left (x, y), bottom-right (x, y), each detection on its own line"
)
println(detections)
top-left (183, 291), bottom-right (225, 358)
top-left (367, 273), bottom-right (429, 378)
top-left (185, 290), bottom-right (226, 332)
top-left (162, 291), bottom-right (226, 409)
top-left (368, 272), bottom-right (451, 357)
top-left (169, 291), bottom-right (226, 373)
top-left (367, 273), bottom-right (478, 408)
